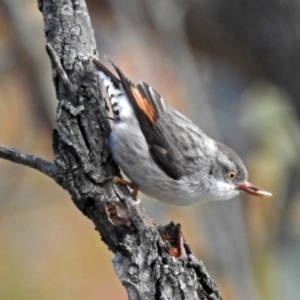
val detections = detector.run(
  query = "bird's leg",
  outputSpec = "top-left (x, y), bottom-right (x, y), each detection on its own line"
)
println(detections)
top-left (112, 177), bottom-right (139, 199)
top-left (105, 116), bottom-right (115, 121)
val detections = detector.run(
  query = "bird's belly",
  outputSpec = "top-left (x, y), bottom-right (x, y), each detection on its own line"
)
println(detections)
top-left (110, 122), bottom-right (204, 206)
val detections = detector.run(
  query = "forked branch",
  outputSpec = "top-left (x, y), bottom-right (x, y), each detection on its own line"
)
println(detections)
top-left (0, 0), bottom-right (224, 299)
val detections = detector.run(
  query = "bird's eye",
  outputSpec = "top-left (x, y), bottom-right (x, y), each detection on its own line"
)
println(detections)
top-left (227, 171), bottom-right (236, 180)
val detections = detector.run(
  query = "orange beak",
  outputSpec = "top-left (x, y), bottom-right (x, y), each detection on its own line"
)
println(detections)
top-left (237, 182), bottom-right (272, 197)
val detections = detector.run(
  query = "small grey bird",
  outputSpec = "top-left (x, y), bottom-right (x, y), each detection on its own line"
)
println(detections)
top-left (93, 58), bottom-right (272, 206)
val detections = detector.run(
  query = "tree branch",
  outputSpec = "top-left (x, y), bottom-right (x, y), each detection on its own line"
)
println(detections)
top-left (0, 0), bottom-right (226, 299)
top-left (0, 145), bottom-right (57, 179)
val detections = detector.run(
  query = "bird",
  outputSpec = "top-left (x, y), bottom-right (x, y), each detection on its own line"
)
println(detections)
top-left (93, 58), bottom-right (272, 206)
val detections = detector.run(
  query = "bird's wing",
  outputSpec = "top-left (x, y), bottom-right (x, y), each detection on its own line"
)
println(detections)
top-left (104, 60), bottom-right (186, 180)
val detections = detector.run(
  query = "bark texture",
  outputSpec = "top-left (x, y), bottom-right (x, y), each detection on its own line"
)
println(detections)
top-left (34, 0), bottom-right (223, 299)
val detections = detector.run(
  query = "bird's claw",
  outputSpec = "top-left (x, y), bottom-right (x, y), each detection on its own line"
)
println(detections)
top-left (112, 176), bottom-right (139, 199)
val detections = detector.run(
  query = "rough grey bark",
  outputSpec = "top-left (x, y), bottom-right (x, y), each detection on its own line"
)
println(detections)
top-left (0, 0), bottom-right (223, 299)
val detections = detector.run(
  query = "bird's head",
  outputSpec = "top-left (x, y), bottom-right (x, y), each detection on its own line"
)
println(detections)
top-left (208, 142), bottom-right (272, 201)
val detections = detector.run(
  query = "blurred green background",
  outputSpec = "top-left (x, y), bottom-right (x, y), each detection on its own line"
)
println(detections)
top-left (1, 0), bottom-right (300, 299)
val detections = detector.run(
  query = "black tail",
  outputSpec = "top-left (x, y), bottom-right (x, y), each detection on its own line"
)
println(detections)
top-left (92, 58), bottom-right (120, 87)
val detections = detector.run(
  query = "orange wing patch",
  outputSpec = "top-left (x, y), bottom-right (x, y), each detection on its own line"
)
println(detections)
top-left (130, 86), bottom-right (157, 124)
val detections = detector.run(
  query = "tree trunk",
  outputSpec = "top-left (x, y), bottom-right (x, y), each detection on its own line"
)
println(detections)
top-left (0, 0), bottom-right (223, 299)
